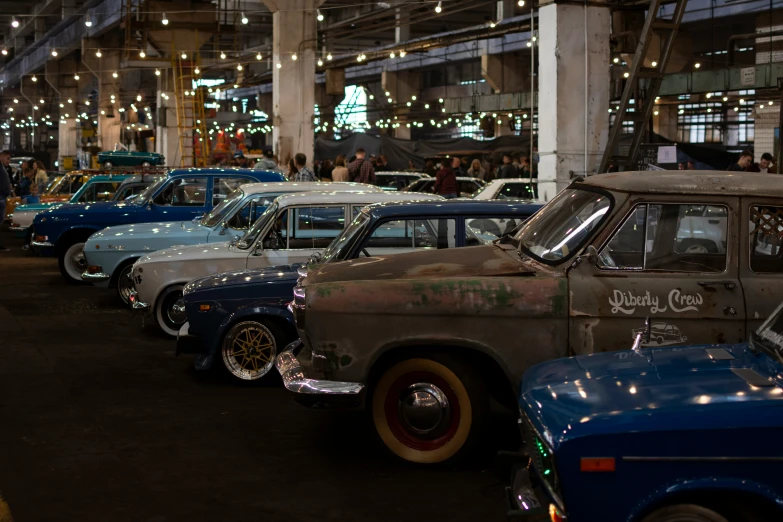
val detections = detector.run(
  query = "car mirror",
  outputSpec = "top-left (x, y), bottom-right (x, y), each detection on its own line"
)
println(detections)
top-left (218, 221), bottom-right (228, 235)
top-left (585, 245), bottom-right (599, 261)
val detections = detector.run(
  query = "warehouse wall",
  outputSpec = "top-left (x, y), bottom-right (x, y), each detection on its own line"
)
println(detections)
top-left (754, 104), bottom-right (778, 157)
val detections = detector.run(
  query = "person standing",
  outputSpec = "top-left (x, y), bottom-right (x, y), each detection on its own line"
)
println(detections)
top-left (450, 157), bottom-right (464, 178)
top-left (292, 153), bottom-right (318, 182)
top-left (34, 161), bottom-right (48, 194)
top-left (728, 151), bottom-right (753, 172)
top-left (286, 158), bottom-right (298, 180)
top-left (434, 162), bottom-right (459, 199)
top-left (760, 153), bottom-right (774, 173)
top-left (253, 150), bottom-right (279, 171)
top-left (347, 148), bottom-right (376, 184)
top-left (332, 155), bottom-right (349, 181)
top-left (424, 160), bottom-right (437, 177)
top-left (375, 155), bottom-right (389, 171)
top-left (0, 151), bottom-right (11, 251)
top-left (16, 167), bottom-right (32, 197)
top-left (467, 159), bottom-right (486, 179)
top-left (499, 153), bottom-right (517, 179)
top-left (320, 159), bottom-right (334, 181)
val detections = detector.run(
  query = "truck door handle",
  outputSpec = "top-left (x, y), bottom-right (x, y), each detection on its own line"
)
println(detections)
top-left (698, 280), bottom-right (736, 290)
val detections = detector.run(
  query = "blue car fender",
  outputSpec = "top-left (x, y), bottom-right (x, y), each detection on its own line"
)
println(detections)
top-left (627, 476), bottom-right (783, 522)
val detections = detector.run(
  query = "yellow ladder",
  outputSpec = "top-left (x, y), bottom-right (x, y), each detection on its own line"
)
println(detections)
top-left (172, 54), bottom-right (210, 166)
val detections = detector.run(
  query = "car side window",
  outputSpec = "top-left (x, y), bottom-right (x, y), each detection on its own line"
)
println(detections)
top-left (497, 182), bottom-right (535, 200)
top-left (364, 218), bottom-right (457, 255)
top-left (153, 177), bottom-right (207, 206)
top-left (749, 205), bottom-right (783, 272)
top-left (288, 206), bottom-right (347, 249)
top-left (213, 177), bottom-right (252, 206)
top-left (226, 194), bottom-right (281, 230)
top-left (598, 203), bottom-right (728, 273)
top-left (465, 216), bottom-right (524, 244)
top-left (92, 182), bottom-right (119, 202)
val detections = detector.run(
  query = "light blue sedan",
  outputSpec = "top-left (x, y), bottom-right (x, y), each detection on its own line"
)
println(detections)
top-left (81, 181), bottom-right (381, 304)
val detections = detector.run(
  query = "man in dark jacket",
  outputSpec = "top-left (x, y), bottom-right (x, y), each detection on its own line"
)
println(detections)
top-left (434, 163), bottom-right (459, 198)
top-left (0, 150), bottom-right (12, 251)
top-left (728, 151), bottom-right (753, 172)
top-left (499, 153), bottom-right (518, 179)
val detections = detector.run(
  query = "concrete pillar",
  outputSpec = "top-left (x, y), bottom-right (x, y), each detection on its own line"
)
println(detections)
top-left (264, 0), bottom-right (325, 167)
top-left (45, 59), bottom-right (80, 166)
top-left (653, 104), bottom-right (678, 142)
top-left (538, 1), bottom-right (610, 201)
top-left (497, 0), bottom-right (517, 20)
top-left (395, 8), bottom-right (410, 43)
top-left (98, 52), bottom-right (121, 150)
top-left (482, 52), bottom-right (529, 93)
top-left (58, 118), bottom-right (78, 161)
top-left (156, 71), bottom-right (180, 165)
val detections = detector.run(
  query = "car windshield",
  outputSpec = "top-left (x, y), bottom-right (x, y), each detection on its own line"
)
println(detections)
top-left (237, 201), bottom-right (278, 249)
top-left (136, 177), bottom-right (168, 204)
top-left (320, 211), bottom-right (372, 263)
top-left (471, 182), bottom-right (495, 199)
top-left (201, 189), bottom-right (245, 228)
top-left (516, 187), bottom-right (612, 264)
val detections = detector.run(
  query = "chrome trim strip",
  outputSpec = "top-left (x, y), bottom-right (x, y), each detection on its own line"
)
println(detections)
top-left (31, 240), bottom-right (54, 248)
top-left (9, 225), bottom-right (27, 232)
top-left (623, 456), bottom-right (783, 462)
top-left (81, 271), bottom-right (111, 281)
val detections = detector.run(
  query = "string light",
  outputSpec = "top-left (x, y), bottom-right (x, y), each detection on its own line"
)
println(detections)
top-left (317, 58), bottom-right (323, 66)
top-left (292, 53), bottom-right (297, 61)
top-left (1, 49), bottom-right (7, 56)
top-left (276, 62), bottom-right (281, 68)
top-left (435, 1), bottom-right (442, 13)
top-left (162, 13), bottom-right (169, 25)
top-left (194, 66), bottom-right (200, 74)
top-left (490, 21), bottom-right (496, 28)
top-left (139, 50), bottom-right (146, 58)
top-left (112, 71), bottom-right (118, 78)
top-left (155, 68), bottom-right (160, 76)
top-left (518, 0), bottom-right (525, 5)
top-left (74, 73), bottom-right (80, 80)
top-left (694, 62), bottom-right (701, 68)
top-left (85, 15), bottom-right (92, 27)
top-left (181, 52), bottom-right (187, 59)
top-left (11, 18), bottom-right (18, 28)
top-left (651, 61), bottom-right (658, 67)
top-left (400, 50), bottom-right (406, 57)
top-left (317, 9), bottom-right (324, 21)
top-left (237, 64), bottom-right (243, 71)
top-left (390, 51), bottom-right (395, 58)
top-left (51, 48), bottom-right (58, 57)
top-left (31, 75), bottom-right (36, 82)
top-left (256, 52), bottom-right (262, 60)
top-left (241, 12), bottom-right (248, 24)
top-left (327, 53), bottom-right (332, 61)
top-left (220, 51), bottom-right (226, 59)
top-left (95, 49), bottom-right (102, 57)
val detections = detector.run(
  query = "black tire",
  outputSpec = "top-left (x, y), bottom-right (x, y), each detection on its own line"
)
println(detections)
top-left (155, 284), bottom-right (186, 337)
top-left (57, 238), bottom-right (90, 284)
top-left (640, 504), bottom-right (730, 522)
top-left (219, 319), bottom-right (289, 383)
top-left (657, 336), bottom-right (664, 345)
top-left (114, 261), bottom-right (137, 305)
top-left (370, 352), bottom-right (489, 465)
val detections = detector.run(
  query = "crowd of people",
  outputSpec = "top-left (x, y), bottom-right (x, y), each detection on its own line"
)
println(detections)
top-left (725, 150), bottom-right (776, 173)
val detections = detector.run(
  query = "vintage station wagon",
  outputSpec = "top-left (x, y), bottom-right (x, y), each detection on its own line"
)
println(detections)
top-left (278, 171), bottom-right (783, 465)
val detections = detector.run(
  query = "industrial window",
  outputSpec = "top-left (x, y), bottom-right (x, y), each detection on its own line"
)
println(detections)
top-left (598, 203), bottom-right (728, 273)
top-left (334, 85), bottom-right (367, 132)
top-left (677, 104), bottom-right (725, 144)
top-left (749, 205), bottom-right (783, 273)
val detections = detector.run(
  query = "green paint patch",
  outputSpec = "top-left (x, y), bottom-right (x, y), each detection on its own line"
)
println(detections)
top-left (315, 284), bottom-right (346, 298)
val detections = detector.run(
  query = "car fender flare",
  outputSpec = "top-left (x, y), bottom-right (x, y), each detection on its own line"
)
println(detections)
top-left (54, 225), bottom-right (101, 249)
top-left (212, 305), bottom-right (296, 356)
top-left (627, 476), bottom-right (783, 522)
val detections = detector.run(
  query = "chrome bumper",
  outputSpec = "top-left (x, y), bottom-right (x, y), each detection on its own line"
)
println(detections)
top-left (31, 240), bottom-right (54, 248)
top-left (9, 225), bottom-right (28, 232)
top-left (128, 289), bottom-right (150, 312)
top-left (81, 271), bottom-right (110, 282)
top-left (275, 340), bottom-right (365, 408)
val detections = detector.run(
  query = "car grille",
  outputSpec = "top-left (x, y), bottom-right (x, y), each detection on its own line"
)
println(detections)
top-left (523, 416), bottom-right (562, 508)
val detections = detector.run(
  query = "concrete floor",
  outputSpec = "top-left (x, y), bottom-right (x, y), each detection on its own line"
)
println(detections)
top-left (0, 227), bottom-right (516, 522)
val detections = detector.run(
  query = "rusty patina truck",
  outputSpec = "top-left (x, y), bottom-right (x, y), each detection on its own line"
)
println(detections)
top-left (276, 171), bottom-right (783, 465)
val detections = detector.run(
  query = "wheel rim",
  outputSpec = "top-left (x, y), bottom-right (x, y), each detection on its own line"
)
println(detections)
top-left (164, 293), bottom-right (186, 327)
top-left (64, 243), bottom-right (87, 280)
top-left (384, 371), bottom-right (461, 452)
top-left (117, 265), bottom-right (135, 304)
top-left (222, 322), bottom-right (277, 380)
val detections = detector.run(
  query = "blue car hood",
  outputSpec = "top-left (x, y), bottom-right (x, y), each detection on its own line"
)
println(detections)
top-left (521, 344), bottom-right (783, 449)
top-left (36, 200), bottom-right (139, 221)
top-left (184, 264), bottom-right (302, 295)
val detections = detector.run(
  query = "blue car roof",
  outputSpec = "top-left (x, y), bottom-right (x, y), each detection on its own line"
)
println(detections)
top-left (365, 199), bottom-right (543, 219)
top-left (167, 167), bottom-right (284, 178)
top-left (83, 174), bottom-right (134, 182)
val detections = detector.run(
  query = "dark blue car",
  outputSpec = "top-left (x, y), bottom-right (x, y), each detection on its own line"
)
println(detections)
top-left (508, 305), bottom-right (783, 522)
top-left (31, 167), bottom-right (286, 283)
top-left (177, 200), bottom-right (542, 382)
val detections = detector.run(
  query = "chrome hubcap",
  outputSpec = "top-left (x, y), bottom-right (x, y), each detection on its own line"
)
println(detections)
top-left (166, 297), bottom-right (186, 324)
top-left (398, 383), bottom-right (451, 436)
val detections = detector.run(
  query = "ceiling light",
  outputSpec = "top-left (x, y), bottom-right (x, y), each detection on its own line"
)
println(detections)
top-left (292, 53), bottom-right (297, 61)
top-left (31, 75), bottom-right (36, 82)
top-left (67, 98), bottom-right (72, 103)
top-left (51, 49), bottom-right (57, 57)
top-left (400, 50), bottom-right (406, 57)
top-left (1, 49), bottom-right (7, 56)
top-left (155, 68), bottom-right (160, 76)
top-left (317, 9), bottom-right (324, 21)
top-left (85, 15), bottom-right (92, 27)
top-left (651, 61), bottom-right (658, 67)
top-left (241, 12), bottom-right (248, 24)
top-left (112, 71), bottom-right (118, 78)
top-left (220, 51), bottom-right (226, 59)
top-left (723, 96), bottom-right (728, 102)
top-left (256, 52), bottom-right (262, 60)
top-left (613, 57), bottom-right (619, 64)
top-left (317, 58), bottom-right (323, 66)
top-left (136, 94), bottom-right (142, 101)
top-left (518, 0), bottom-right (525, 5)
top-left (390, 51), bottom-right (395, 59)
top-left (694, 62), bottom-right (701, 68)
top-left (39, 99), bottom-right (43, 104)
top-left (237, 64), bottom-right (243, 70)
top-left (435, 1), bottom-right (442, 13)
top-left (769, 100), bottom-right (774, 106)
top-left (276, 62), bottom-right (281, 68)
top-left (623, 72), bottom-right (630, 78)
top-left (490, 21), bottom-right (496, 28)
top-left (11, 18), bottom-right (18, 28)
top-left (74, 73), bottom-right (79, 80)
top-left (12, 98), bottom-right (17, 103)
top-left (162, 13), bottom-right (169, 25)
top-left (139, 50), bottom-right (146, 58)
top-left (526, 41), bottom-right (532, 47)
top-left (95, 49), bottom-right (102, 57)
top-left (181, 52), bottom-right (187, 59)
top-left (194, 66), bottom-right (200, 74)
top-left (327, 53), bottom-right (332, 60)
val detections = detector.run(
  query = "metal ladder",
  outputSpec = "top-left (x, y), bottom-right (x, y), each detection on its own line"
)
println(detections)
top-left (598, 0), bottom-right (688, 173)
top-left (172, 55), bottom-right (210, 167)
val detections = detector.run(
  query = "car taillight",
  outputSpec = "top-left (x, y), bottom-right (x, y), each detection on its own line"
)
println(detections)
top-left (87, 265), bottom-right (103, 274)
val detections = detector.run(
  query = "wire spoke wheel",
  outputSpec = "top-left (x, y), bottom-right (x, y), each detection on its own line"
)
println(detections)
top-left (221, 321), bottom-right (280, 382)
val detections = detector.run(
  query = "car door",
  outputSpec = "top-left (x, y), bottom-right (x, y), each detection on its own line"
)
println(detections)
top-left (568, 196), bottom-right (745, 355)
top-left (739, 198), bottom-right (783, 332)
top-left (148, 176), bottom-right (209, 219)
top-left (246, 204), bottom-right (348, 269)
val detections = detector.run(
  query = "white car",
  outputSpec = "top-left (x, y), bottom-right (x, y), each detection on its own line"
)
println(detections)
top-left (130, 191), bottom-right (442, 335)
top-left (82, 181), bottom-right (379, 304)
top-left (472, 178), bottom-right (539, 201)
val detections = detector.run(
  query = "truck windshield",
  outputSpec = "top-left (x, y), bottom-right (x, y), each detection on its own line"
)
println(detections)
top-left (516, 187), bottom-right (612, 264)
top-left (237, 201), bottom-right (278, 249)
top-left (136, 177), bottom-right (167, 205)
top-left (320, 211), bottom-right (372, 263)
top-left (201, 189), bottom-right (245, 228)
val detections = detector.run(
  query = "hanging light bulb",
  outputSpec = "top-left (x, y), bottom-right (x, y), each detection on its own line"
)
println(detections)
top-left (317, 9), bottom-right (324, 21)
top-left (155, 68), bottom-right (161, 76)
top-left (11, 18), bottom-right (18, 28)
top-left (400, 50), bottom-right (406, 57)
top-left (490, 21), bottom-right (496, 28)
top-left (51, 48), bottom-right (58, 57)
top-left (237, 64), bottom-right (243, 71)
top-left (518, 0), bottom-right (525, 5)
top-left (74, 73), bottom-right (79, 80)
top-left (241, 12), bottom-right (248, 24)
top-left (39, 99), bottom-right (43, 104)
top-left (162, 13), bottom-right (169, 25)
top-left (390, 51), bottom-right (395, 59)
top-left (139, 50), bottom-right (146, 58)
top-left (256, 52), bottom-right (262, 60)
top-left (112, 71), bottom-right (118, 78)
top-left (292, 53), bottom-right (297, 61)
top-left (1, 48), bottom-right (7, 55)
top-left (435, 1), bottom-right (442, 13)
top-left (327, 53), bottom-right (333, 61)
top-left (181, 52), bottom-right (187, 59)
top-left (85, 15), bottom-right (92, 27)
top-left (31, 75), bottom-right (37, 82)
top-left (220, 51), bottom-right (226, 59)
top-left (67, 98), bottom-right (72, 103)
top-left (95, 49), bottom-right (102, 57)
top-left (317, 58), bottom-right (323, 66)
top-left (12, 98), bottom-right (17, 103)
top-left (136, 94), bottom-right (142, 102)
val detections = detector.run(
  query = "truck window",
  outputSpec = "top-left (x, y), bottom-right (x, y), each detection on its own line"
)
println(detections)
top-left (749, 205), bottom-right (783, 272)
top-left (364, 218), bottom-right (457, 254)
